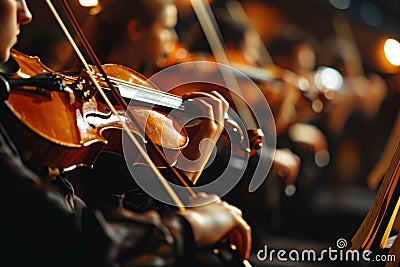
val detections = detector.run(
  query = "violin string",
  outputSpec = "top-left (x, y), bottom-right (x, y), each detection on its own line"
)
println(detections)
top-left (46, 0), bottom-right (195, 210)
top-left (94, 73), bottom-right (182, 99)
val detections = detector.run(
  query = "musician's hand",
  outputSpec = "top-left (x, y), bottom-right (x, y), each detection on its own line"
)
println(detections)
top-left (288, 123), bottom-right (328, 154)
top-left (178, 193), bottom-right (251, 260)
top-left (287, 123), bottom-right (330, 168)
top-left (271, 148), bottom-right (301, 185)
top-left (177, 91), bottom-right (229, 183)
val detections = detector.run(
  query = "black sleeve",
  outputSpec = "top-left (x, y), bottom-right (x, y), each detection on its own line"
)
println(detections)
top-left (0, 123), bottom-right (81, 266)
top-left (92, 195), bottom-right (197, 267)
top-left (0, 123), bottom-right (195, 267)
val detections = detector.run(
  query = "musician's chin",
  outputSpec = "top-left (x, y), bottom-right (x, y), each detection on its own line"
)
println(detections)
top-left (9, 38), bottom-right (17, 50)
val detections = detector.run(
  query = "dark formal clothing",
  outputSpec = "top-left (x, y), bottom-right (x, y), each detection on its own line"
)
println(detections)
top-left (0, 122), bottom-right (195, 267)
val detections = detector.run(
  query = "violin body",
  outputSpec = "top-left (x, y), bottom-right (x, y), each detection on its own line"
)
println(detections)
top-left (0, 50), bottom-right (105, 170)
top-left (0, 50), bottom-right (188, 171)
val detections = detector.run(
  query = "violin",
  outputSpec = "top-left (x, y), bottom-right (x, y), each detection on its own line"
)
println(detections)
top-left (0, 49), bottom-right (261, 174)
top-left (0, 48), bottom-right (254, 264)
top-left (0, 49), bottom-right (193, 172)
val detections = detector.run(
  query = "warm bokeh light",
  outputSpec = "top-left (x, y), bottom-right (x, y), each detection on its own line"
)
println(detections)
top-left (314, 67), bottom-right (343, 91)
top-left (79, 0), bottom-right (98, 7)
top-left (384, 38), bottom-right (400, 66)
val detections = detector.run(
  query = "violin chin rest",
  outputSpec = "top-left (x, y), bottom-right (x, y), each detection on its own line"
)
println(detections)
top-left (0, 54), bottom-right (20, 75)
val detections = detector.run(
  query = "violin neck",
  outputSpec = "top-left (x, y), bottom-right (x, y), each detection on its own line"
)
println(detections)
top-left (69, 69), bottom-right (185, 113)
top-left (113, 85), bottom-right (185, 113)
